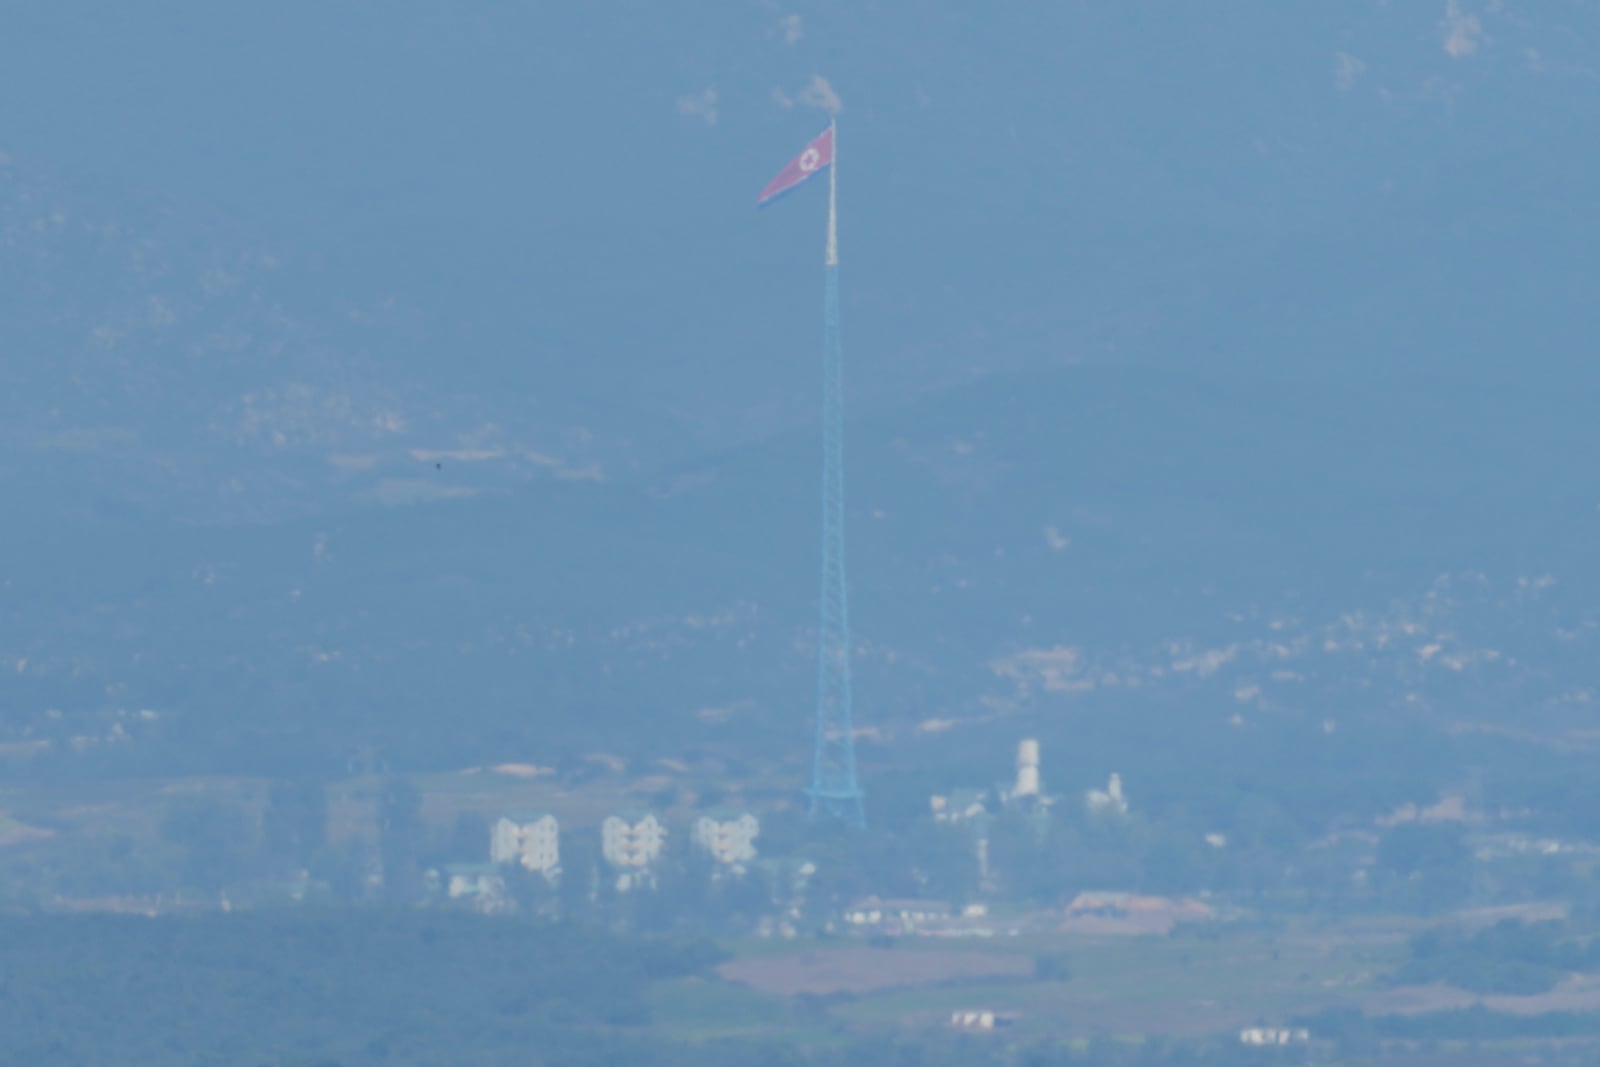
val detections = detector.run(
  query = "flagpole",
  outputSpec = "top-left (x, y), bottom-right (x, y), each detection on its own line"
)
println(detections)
top-left (826, 118), bottom-right (838, 268)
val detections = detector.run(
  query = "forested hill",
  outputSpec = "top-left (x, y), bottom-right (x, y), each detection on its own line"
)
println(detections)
top-left (9, 362), bottom-right (1600, 778)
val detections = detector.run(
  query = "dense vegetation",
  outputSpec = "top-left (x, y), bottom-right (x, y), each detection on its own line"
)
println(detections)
top-left (0, 912), bottom-right (717, 1067)
top-left (1298, 1004), bottom-right (1600, 1057)
top-left (1393, 919), bottom-right (1600, 996)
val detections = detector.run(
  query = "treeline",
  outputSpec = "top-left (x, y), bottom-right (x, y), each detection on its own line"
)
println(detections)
top-left (1393, 919), bottom-right (1600, 995)
top-left (0, 911), bottom-right (718, 1067)
top-left (1297, 1004), bottom-right (1600, 1051)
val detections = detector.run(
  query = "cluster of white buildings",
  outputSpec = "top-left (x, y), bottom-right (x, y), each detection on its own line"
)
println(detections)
top-left (926, 740), bottom-right (1058, 889)
top-left (596, 810), bottom-right (761, 871)
top-left (923, 740), bottom-right (1142, 895)
top-left (929, 740), bottom-right (1132, 826)
top-left (440, 808), bottom-right (763, 902)
top-left (930, 738), bottom-right (1054, 828)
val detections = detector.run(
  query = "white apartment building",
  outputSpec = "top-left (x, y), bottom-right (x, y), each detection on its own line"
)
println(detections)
top-left (601, 812), bottom-right (667, 869)
top-left (691, 811), bottom-right (760, 866)
top-left (489, 812), bottom-right (561, 876)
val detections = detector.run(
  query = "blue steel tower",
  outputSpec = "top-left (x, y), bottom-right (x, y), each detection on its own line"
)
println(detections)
top-left (806, 120), bottom-right (865, 826)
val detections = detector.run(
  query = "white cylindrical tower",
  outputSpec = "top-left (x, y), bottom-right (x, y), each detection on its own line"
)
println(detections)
top-left (1015, 738), bottom-right (1040, 797)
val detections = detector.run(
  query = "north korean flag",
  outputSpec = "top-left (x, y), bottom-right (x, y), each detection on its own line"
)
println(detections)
top-left (757, 126), bottom-right (834, 206)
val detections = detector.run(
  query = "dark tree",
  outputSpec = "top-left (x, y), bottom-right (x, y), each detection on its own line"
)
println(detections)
top-left (448, 811), bottom-right (491, 863)
top-left (160, 793), bottom-right (253, 892)
top-left (1376, 822), bottom-right (1474, 913)
top-left (715, 868), bottom-right (774, 927)
top-left (309, 840), bottom-right (372, 903)
top-left (559, 834), bottom-right (599, 920)
top-left (263, 778), bottom-right (328, 871)
top-left (504, 863), bottom-right (557, 917)
top-left (378, 778), bottom-right (424, 903)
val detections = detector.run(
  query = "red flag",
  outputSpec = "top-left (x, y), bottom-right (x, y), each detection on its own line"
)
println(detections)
top-left (757, 126), bottom-right (834, 206)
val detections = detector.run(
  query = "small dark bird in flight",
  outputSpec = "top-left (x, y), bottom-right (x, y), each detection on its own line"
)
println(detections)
top-left (435, 462), bottom-right (442, 470)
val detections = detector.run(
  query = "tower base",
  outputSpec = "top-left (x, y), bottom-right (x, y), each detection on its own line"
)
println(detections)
top-left (806, 785), bottom-right (865, 828)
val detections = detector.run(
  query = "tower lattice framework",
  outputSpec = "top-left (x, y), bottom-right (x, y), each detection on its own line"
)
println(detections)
top-left (806, 121), bottom-right (865, 827)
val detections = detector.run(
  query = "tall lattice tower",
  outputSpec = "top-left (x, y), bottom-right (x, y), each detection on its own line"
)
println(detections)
top-left (758, 120), bottom-right (864, 827)
top-left (807, 123), bottom-right (864, 826)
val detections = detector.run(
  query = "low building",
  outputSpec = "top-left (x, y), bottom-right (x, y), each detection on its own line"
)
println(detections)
top-left (442, 863), bottom-right (505, 902)
top-left (691, 810), bottom-right (760, 866)
top-left (1062, 891), bottom-right (1213, 936)
top-left (1065, 890), bottom-right (1134, 916)
top-left (601, 812), bottom-right (666, 870)
top-left (949, 1010), bottom-right (1018, 1032)
top-left (489, 812), bottom-right (560, 876)
top-left (1239, 1028), bottom-right (1310, 1046)
top-left (1085, 773), bottom-right (1128, 816)
top-left (930, 787), bottom-right (991, 824)
top-left (844, 896), bottom-right (952, 931)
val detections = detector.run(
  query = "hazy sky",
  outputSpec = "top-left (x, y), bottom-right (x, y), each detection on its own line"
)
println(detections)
top-left (8, 0), bottom-right (1594, 433)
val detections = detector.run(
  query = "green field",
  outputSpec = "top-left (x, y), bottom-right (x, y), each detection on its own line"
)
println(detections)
top-left (645, 977), bottom-right (795, 1040)
top-left (707, 920), bottom-right (1406, 1041)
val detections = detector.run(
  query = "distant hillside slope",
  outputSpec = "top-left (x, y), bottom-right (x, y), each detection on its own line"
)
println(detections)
top-left (6, 362), bottom-right (1598, 777)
